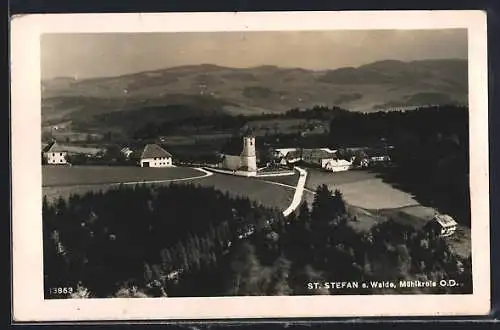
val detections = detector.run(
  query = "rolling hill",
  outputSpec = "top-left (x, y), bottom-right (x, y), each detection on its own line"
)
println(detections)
top-left (42, 59), bottom-right (468, 131)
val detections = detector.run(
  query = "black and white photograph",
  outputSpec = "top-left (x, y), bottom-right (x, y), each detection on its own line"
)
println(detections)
top-left (11, 11), bottom-right (490, 321)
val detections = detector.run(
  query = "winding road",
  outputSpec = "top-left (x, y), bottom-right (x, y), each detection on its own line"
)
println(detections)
top-left (44, 165), bottom-right (308, 217)
top-left (282, 167), bottom-right (308, 216)
top-left (200, 166), bottom-right (310, 217)
top-left (118, 166), bottom-right (309, 217)
top-left (117, 167), bottom-right (214, 186)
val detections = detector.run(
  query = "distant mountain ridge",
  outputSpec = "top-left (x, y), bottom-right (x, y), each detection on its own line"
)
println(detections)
top-left (42, 58), bottom-right (468, 126)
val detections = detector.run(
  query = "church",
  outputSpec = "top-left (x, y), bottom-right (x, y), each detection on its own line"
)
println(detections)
top-left (220, 135), bottom-right (258, 175)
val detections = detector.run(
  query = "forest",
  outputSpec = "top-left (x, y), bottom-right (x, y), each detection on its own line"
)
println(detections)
top-left (326, 105), bottom-right (469, 226)
top-left (43, 182), bottom-right (472, 299)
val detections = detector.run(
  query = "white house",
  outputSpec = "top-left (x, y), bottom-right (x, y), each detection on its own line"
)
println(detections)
top-left (274, 148), bottom-right (298, 158)
top-left (276, 147), bottom-right (337, 166)
top-left (429, 214), bottom-right (458, 237)
top-left (42, 141), bottom-right (68, 165)
top-left (139, 144), bottom-right (173, 168)
top-left (120, 147), bottom-right (134, 159)
top-left (321, 158), bottom-right (353, 172)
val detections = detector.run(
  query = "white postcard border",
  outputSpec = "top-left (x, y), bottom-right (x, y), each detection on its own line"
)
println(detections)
top-left (10, 10), bottom-right (490, 321)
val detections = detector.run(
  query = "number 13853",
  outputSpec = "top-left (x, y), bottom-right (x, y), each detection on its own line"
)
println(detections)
top-left (49, 287), bottom-right (73, 295)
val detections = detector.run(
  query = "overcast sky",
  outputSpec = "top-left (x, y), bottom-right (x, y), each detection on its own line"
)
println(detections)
top-left (41, 29), bottom-right (467, 79)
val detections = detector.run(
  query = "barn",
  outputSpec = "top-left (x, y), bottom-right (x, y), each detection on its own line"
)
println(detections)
top-left (139, 144), bottom-right (174, 168)
top-left (321, 158), bottom-right (353, 172)
top-left (425, 214), bottom-right (458, 237)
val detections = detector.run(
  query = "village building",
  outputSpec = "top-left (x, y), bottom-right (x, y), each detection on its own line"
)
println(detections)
top-left (276, 147), bottom-right (338, 166)
top-left (42, 140), bottom-right (68, 165)
top-left (301, 148), bottom-right (338, 166)
top-left (120, 147), bottom-right (134, 160)
top-left (274, 148), bottom-right (299, 159)
top-left (281, 150), bottom-right (302, 165)
top-left (321, 158), bottom-right (354, 172)
top-left (426, 214), bottom-right (458, 237)
top-left (220, 135), bottom-right (258, 174)
top-left (139, 144), bottom-right (173, 168)
top-left (365, 149), bottom-right (391, 165)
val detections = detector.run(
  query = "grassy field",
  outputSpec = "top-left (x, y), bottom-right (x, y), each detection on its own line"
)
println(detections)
top-left (43, 165), bottom-right (202, 187)
top-left (195, 173), bottom-right (295, 211)
top-left (305, 168), bottom-right (419, 209)
top-left (376, 205), bottom-right (471, 258)
top-left (346, 205), bottom-right (387, 233)
top-left (305, 168), bottom-right (472, 257)
top-left (256, 172), bottom-right (299, 187)
top-left (42, 144), bottom-right (104, 155)
top-left (243, 118), bottom-right (329, 136)
top-left (42, 166), bottom-right (295, 212)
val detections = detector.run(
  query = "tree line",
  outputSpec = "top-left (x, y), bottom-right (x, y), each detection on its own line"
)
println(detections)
top-left (43, 182), bottom-right (471, 299)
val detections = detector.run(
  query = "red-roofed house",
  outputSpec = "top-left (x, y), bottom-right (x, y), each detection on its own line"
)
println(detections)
top-left (139, 144), bottom-right (173, 168)
top-left (42, 141), bottom-right (68, 165)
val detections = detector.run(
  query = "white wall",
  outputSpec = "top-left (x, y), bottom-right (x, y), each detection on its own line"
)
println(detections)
top-left (45, 152), bottom-right (67, 164)
top-left (140, 157), bottom-right (173, 168)
top-left (241, 155), bottom-right (257, 172)
top-left (328, 165), bottom-right (351, 172)
top-left (322, 159), bottom-right (352, 172)
top-left (242, 137), bottom-right (256, 157)
top-left (222, 155), bottom-right (242, 171)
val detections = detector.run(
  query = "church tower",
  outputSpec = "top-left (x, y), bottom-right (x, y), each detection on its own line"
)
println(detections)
top-left (241, 136), bottom-right (257, 172)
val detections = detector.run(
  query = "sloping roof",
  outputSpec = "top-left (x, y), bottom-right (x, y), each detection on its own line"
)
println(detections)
top-left (275, 148), bottom-right (298, 157)
top-left (140, 144), bottom-right (172, 159)
top-left (434, 214), bottom-right (458, 228)
top-left (364, 149), bottom-right (390, 158)
top-left (285, 150), bottom-right (301, 160)
top-left (42, 141), bottom-right (66, 153)
top-left (325, 159), bottom-right (352, 167)
top-left (302, 148), bottom-right (336, 160)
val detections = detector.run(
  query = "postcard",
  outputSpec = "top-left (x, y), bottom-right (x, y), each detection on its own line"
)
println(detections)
top-left (10, 10), bottom-right (490, 321)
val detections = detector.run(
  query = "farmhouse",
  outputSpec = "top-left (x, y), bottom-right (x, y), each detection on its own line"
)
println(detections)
top-left (321, 158), bottom-right (353, 172)
top-left (365, 149), bottom-right (391, 165)
top-left (276, 147), bottom-right (338, 166)
top-left (42, 140), bottom-right (68, 165)
top-left (426, 214), bottom-right (458, 237)
top-left (302, 148), bottom-right (337, 166)
top-left (282, 150), bottom-right (301, 165)
top-left (275, 148), bottom-right (298, 158)
top-left (220, 135), bottom-right (258, 174)
top-left (139, 144), bottom-right (173, 168)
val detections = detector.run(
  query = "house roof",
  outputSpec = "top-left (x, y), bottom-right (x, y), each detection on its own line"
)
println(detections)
top-left (275, 148), bottom-right (298, 157)
top-left (364, 149), bottom-right (390, 158)
top-left (42, 141), bottom-right (66, 153)
top-left (302, 149), bottom-right (337, 160)
top-left (140, 144), bottom-right (172, 159)
top-left (324, 159), bottom-right (352, 167)
top-left (434, 214), bottom-right (458, 228)
top-left (285, 150), bottom-right (302, 160)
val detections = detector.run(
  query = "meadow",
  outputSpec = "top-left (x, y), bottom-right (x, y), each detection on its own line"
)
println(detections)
top-left (42, 166), bottom-right (295, 212)
top-left (304, 169), bottom-right (471, 258)
top-left (194, 173), bottom-right (295, 211)
top-left (305, 168), bottom-right (419, 210)
top-left (255, 172), bottom-right (299, 187)
top-left (42, 165), bottom-right (202, 187)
